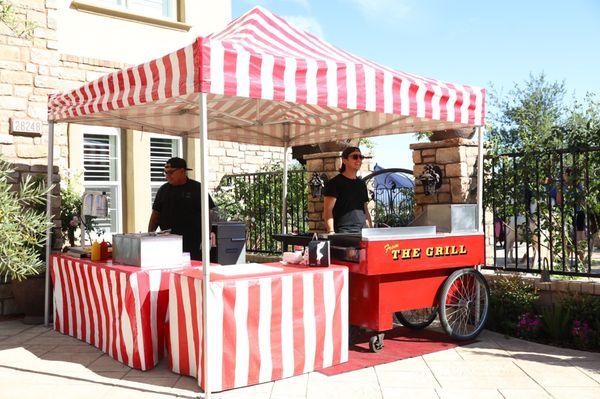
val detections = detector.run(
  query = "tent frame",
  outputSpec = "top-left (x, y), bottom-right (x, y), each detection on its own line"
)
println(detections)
top-left (43, 117), bottom-right (484, 397)
top-left (43, 8), bottom-right (486, 396)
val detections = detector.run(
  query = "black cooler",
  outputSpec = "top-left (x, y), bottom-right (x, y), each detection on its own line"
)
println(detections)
top-left (210, 222), bottom-right (246, 264)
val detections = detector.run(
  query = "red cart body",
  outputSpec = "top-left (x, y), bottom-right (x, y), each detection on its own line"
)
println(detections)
top-left (334, 233), bottom-right (485, 332)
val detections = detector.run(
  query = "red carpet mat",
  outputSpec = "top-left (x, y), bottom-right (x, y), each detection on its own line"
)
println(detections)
top-left (318, 327), bottom-right (466, 376)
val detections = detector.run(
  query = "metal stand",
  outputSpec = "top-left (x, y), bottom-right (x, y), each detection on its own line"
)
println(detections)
top-left (44, 121), bottom-right (54, 327)
top-left (198, 92), bottom-right (211, 398)
top-left (281, 142), bottom-right (289, 234)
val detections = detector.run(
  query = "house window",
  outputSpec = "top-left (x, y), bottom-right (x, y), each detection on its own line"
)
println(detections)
top-left (83, 126), bottom-right (122, 238)
top-left (92, 0), bottom-right (177, 20)
top-left (150, 134), bottom-right (182, 205)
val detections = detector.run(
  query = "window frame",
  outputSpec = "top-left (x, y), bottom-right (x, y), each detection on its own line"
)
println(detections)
top-left (70, 0), bottom-right (190, 31)
top-left (82, 126), bottom-right (124, 237)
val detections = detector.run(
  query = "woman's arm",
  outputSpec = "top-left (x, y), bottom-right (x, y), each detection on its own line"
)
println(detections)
top-left (323, 196), bottom-right (337, 233)
top-left (364, 202), bottom-right (373, 228)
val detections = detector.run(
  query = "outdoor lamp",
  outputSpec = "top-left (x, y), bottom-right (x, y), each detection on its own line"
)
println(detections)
top-left (309, 172), bottom-right (327, 198)
top-left (418, 164), bottom-right (443, 195)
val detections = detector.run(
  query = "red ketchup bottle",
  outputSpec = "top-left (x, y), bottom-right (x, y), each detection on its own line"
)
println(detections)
top-left (100, 240), bottom-right (109, 261)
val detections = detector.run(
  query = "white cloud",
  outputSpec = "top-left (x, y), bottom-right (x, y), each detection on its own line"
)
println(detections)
top-left (282, 15), bottom-right (325, 38)
top-left (345, 0), bottom-right (410, 22)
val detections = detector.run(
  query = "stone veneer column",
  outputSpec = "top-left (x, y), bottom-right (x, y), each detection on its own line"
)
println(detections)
top-left (410, 138), bottom-right (480, 212)
top-left (410, 137), bottom-right (493, 265)
top-left (304, 151), bottom-right (372, 233)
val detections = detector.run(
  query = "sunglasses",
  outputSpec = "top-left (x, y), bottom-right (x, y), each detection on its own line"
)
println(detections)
top-left (164, 168), bottom-right (181, 175)
top-left (347, 154), bottom-right (365, 160)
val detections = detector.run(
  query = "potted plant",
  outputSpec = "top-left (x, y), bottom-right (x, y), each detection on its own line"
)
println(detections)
top-left (429, 128), bottom-right (476, 141)
top-left (0, 157), bottom-right (53, 324)
top-left (59, 169), bottom-right (83, 248)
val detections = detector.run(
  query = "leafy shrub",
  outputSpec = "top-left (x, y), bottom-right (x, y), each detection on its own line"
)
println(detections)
top-left (560, 293), bottom-right (600, 327)
top-left (559, 293), bottom-right (600, 349)
top-left (487, 275), bottom-right (540, 335)
top-left (540, 304), bottom-right (571, 343)
top-left (0, 158), bottom-right (53, 281)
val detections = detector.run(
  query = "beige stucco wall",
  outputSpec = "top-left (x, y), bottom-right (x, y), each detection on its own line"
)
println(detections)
top-left (57, 0), bottom-right (231, 64)
top-left (0, 0), bottom-right (290, 234)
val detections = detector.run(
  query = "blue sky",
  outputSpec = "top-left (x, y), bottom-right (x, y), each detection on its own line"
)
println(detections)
top-left (233, 0), bottom-right (600, 169)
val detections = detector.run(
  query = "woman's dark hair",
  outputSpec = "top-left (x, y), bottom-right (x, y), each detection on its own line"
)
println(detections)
top-left (339, 146), bottom-right (361, 173)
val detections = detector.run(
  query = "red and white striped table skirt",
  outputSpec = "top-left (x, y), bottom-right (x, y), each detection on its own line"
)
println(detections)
top-left (168, 263), bottom-right (348, 391)
top-left (50, 254), bottom-right (177, 370)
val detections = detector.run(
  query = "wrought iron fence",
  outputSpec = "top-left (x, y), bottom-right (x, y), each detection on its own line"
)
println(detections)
top-left (364, 168), bottom-right (415, 227)
top-left (218, 168), bottom-right (415, 253)
top-left (218, 170), bottom-right (308, 254)
top-left (483, 146), bottom-right (600, 277)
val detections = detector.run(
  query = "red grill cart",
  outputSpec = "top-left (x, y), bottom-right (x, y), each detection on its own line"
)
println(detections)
top-left (329, 225), bottom-right (489, 352)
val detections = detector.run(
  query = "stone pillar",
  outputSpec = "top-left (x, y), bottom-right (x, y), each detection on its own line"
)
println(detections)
top-left (410, 138), bottom-right (480, 215)
top-left (304, 151), bottom-right (372, 233)
top-left (411, 137), bottom-right (494, 263)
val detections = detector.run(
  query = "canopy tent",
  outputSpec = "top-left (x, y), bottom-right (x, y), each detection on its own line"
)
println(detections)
top-left (48, 7), bottom-right (484, 143)
top-left (45, 6), bottom-right (486, 395)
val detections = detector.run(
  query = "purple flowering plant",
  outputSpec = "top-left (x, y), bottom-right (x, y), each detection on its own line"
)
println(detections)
top-left (571, 320), bottom-right (592, 348)
top-left (516, 312), bottom-right (542, 339)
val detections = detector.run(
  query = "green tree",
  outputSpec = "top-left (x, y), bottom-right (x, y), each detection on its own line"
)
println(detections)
top-left (487, 73), bottom-right (568, 152)
top-left (484, 73), bottom-right (600, 273)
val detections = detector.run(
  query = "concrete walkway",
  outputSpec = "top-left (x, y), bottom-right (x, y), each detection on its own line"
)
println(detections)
top-left (1, 320), bottom-right (599, 399)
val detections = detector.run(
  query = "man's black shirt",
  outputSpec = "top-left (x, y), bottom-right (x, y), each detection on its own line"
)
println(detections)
top-left (152, 179), bottom-right (215, 260)
top-left (323, 174), bottom-right (369, 233)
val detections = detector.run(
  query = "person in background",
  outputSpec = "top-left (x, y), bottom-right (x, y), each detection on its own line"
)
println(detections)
top-left (323, 146), bottom-right (373, 234)
top-left (148, 157), bottom-right (215, 261)
top-left (554, 167), bottom-right (586, 262)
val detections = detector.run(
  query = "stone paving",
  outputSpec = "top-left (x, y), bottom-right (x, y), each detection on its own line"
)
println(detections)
top-left (1, 320), bottom-right (599, 399)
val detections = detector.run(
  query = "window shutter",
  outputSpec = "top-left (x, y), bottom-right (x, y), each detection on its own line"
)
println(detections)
top-left (150, 136), bottom-right (180, 204)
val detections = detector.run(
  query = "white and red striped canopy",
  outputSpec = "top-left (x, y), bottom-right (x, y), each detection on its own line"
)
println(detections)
top-left (48, 6), bottom-right (485, 146)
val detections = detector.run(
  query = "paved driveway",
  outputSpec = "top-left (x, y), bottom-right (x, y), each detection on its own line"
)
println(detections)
top-left (1, 320), bottom-right (599, 398)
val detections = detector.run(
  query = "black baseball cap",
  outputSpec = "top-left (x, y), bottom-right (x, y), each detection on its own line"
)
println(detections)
top-left (341, 146), bottom-right (361, 158)
top-left (165, 157), bottom-right (192, 170)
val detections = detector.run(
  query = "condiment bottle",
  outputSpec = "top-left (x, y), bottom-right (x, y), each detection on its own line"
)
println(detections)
top-left (100, 240), bottom-right (109, 261)
top-left (91, 241), bottom-right (101, 261)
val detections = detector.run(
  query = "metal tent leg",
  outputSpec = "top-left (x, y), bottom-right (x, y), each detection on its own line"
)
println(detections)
top-left (198, 92), bottom-right (211, 397)
top-left (44, 121), bottom-right (55, 327)
top-left (281, 143), bottom-right (289, 234)
top-left (477, 126), bottom-right (485, 233)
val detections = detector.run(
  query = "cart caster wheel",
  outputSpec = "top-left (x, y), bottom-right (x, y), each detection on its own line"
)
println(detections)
top-left (368, 333), bottom-right (384, 353)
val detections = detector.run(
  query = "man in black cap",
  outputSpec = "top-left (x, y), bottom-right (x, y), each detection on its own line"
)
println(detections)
top-left (323, 146), bottom-right (373, 234)
top-left (148, 157), bottom-right (215, 260)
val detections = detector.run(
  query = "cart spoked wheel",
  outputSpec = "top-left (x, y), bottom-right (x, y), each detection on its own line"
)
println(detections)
top-left (368, 333), bottom-right (385, 353)
top-left (394, 307), bottom-right (438, 330)
top-left (438, 268), bottom-right (489, 341)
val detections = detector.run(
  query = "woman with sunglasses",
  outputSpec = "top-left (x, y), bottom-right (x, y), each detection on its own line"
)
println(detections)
top-left (323, 146), bottom-right (373, 234)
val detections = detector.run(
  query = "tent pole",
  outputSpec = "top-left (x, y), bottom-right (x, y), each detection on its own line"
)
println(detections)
top-left (281, 143), bottom-right (289, 234)
top-left (198, 92), bottom-right (211, 397)
top-left (44, 121), bottom-right (55, 327)
top-left (476, 126), bottom-right (485, 233)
